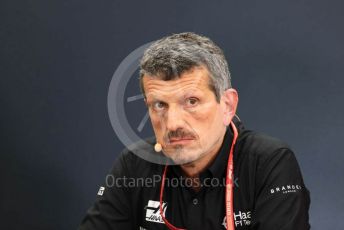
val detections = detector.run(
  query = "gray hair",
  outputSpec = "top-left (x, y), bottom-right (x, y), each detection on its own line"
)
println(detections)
top-left (139, 32), bottom-right (232, 102)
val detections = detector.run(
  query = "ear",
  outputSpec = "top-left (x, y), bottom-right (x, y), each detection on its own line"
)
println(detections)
top-left (220, 88), bottom-right (238, 126)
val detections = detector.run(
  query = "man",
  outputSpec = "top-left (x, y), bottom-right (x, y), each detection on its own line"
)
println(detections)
top-left (79, 32), bottom-right (310, 229)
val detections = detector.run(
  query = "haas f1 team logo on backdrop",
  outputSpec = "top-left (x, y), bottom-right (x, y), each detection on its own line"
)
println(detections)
top-left (145, 200), bottom-right (167, 224)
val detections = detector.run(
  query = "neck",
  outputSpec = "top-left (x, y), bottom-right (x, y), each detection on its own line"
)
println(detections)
top-left (180, 127), bottom-right (227, 178)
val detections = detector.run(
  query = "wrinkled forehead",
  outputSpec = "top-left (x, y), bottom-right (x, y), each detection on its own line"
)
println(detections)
top-left (142, 66), bottom-right (213, 100)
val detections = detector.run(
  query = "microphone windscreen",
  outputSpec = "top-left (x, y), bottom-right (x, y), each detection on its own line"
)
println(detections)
top-left (154, 143), bottom-right (162, 152)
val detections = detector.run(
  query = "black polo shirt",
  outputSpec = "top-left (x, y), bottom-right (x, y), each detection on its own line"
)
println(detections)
top-left (78, 118), bottom-right (310, 230)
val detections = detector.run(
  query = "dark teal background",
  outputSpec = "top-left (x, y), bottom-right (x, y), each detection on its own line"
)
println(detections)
top-left (1, 0), bottom-right (343, 229)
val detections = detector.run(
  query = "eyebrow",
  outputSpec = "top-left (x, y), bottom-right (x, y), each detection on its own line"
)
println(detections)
top-left (145, 97), bottom-right (166, 107)
top-left (146, 91), bottom-right (203, 104)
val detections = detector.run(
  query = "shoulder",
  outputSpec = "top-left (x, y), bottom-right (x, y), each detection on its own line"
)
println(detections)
top-left (236, 129), bottom-right (294, 165)
top-left (235, 129), bottom-right (307, 193)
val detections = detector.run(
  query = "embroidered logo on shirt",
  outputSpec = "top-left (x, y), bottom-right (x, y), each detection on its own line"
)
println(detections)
top-left (144, 200), bottom-right (167, 224)
top-left (97, 186), bottom-right (105, 196)
top-left (222, 210), bottom-right (251, 229)
top-left (270, 184), bottom-right (302, 194)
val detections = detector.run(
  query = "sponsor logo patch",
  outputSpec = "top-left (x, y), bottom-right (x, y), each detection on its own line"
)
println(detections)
top-left (270, 184), bottom-right (302, 194)
top-left (145, 200), bottom-right (167, 224)
top-left (97, 186), bottom-right (105, 196)
top-left (222, 210), bottom-right (251, 228)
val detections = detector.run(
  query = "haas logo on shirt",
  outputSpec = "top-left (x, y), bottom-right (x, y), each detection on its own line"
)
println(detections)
top-left (145, 200), bottom-right (167, 224)
top-left (222, 210), bottom-right (251, 228)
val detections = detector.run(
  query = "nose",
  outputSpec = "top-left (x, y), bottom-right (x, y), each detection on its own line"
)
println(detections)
top-left (163, 104), bottom-right (185, 132)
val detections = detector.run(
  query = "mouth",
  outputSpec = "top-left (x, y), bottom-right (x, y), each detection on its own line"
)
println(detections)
top-left (168, 138), bottom-right (195, 145)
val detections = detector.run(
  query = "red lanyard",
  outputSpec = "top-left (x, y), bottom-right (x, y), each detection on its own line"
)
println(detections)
top-left (159, 121), bottom-right (238, 230)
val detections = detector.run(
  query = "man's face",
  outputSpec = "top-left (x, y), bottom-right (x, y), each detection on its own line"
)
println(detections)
top-left (143, 66), bottom-right (236, 165)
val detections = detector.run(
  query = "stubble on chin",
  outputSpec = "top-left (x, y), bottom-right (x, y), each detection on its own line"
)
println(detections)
top-left (168, 146), bottom-right (204, 165)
